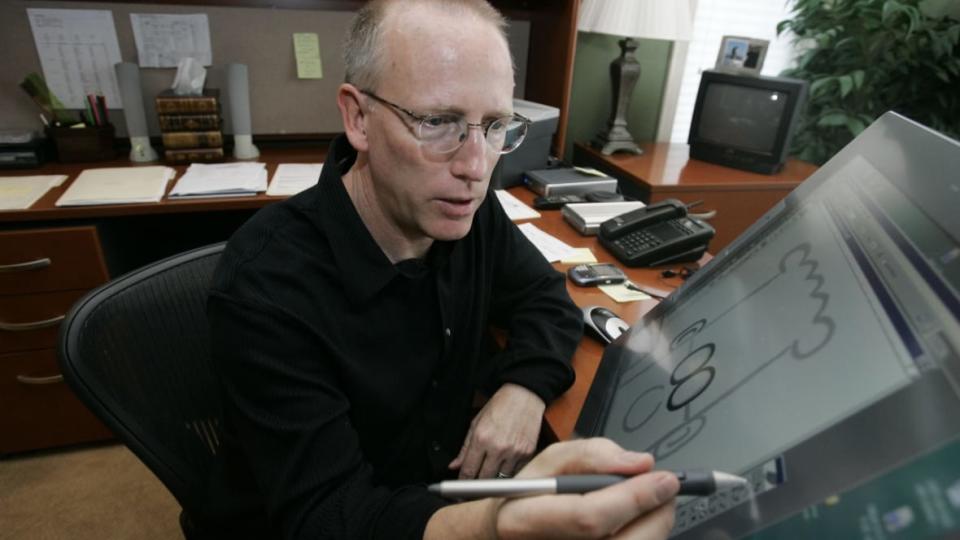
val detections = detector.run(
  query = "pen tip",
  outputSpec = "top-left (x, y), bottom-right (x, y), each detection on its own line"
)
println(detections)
top-left (714, 471), bottom-right (749, 487)
top-left (427, 483), bottom-right (440, 494)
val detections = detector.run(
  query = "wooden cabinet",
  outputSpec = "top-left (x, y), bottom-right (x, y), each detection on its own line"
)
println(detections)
top-left (0, 226), bottom-right (113, 454)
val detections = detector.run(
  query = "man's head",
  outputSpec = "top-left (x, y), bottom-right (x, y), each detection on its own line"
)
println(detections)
top-left (337, 0), bottom-right (517, 254)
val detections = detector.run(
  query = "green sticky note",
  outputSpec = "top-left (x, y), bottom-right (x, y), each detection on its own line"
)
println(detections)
top-left (293, 33), bottom-right (323, 79)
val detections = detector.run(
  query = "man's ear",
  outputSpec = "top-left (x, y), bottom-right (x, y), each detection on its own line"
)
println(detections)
top-left (337, 84), bottom-right (370, 152)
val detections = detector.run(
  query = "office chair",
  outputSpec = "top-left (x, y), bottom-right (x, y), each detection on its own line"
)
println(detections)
top-left (58, 242), bottom-right (226, 538)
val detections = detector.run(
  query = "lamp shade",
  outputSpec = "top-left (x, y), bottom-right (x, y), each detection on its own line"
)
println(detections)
top-left (578, 0), bottom-right (693, 42)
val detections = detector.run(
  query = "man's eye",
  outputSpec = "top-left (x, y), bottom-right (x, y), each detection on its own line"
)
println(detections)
top-left (487, 118), bottom-right (509, 132)
top-left (423, 115), bottom-right (459, 128)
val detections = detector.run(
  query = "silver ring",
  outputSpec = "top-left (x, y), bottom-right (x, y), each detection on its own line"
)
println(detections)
top-left (496, 472), bottom-right (511, 479)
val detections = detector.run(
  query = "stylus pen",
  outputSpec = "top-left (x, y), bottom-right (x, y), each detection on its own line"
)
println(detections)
top-left (428, 470), bottom-right (747, 499)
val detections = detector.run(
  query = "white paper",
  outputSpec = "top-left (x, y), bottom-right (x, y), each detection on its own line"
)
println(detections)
top-left (131, 14), bottom-right (213, 68)
top-left (495, 189), bottom-right (540, 221)
top-left (517, 223), bottom-right (578, 263)
top-left (169, 162), bottom-right (267, 198)
top-left (0, 175), bottom-right (66, 211)
top-left (27, 9), bottom-right (123, 109)
top-left (267, 163), bottom-right (323, 196)
top-left (56, 166), bottom-right (175, 206)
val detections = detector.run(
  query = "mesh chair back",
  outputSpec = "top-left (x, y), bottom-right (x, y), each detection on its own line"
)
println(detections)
top-left (58, 242), bottom-right (225, 512)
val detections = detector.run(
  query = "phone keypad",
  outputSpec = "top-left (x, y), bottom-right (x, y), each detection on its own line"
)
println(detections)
top-left (612, 229), bottom-right (663, 257)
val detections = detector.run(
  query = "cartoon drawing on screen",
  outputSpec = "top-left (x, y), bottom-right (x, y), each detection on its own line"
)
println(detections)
top-left (616, 242), bottom-right (836, 460)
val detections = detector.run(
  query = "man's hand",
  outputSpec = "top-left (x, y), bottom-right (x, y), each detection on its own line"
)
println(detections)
top-left (496, 438), bottom-right (679, 539)
top-left (425, 438), bottom-right (679, 540)
top-left (449, 383), bottom-right (545, 479)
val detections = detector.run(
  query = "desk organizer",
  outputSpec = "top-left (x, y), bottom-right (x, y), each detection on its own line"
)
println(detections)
top-left (47, 124), bottom-right (116, 162)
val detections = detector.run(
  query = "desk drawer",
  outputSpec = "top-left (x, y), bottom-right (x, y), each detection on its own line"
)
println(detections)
top-left (0, 289), bottom-right (89, 353)
top-left (0, 348), bottom-right (112, 454)
top-left (0, 227), bottom-right (109, 295)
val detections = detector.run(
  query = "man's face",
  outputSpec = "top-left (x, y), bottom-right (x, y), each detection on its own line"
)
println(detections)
top-left (362, 5), bottom-right (515, 243)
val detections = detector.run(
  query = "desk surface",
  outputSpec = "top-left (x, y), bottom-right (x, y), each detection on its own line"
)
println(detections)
top-left (575, 142), bottom-right (818, 191)
top-left (2, 153), bottom-right (688, 441)
top-left (0, 147), bottom-right (328, 223)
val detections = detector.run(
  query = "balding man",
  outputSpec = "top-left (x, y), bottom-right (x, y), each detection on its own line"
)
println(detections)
top-left (203, 1), bottom-right (679, 538)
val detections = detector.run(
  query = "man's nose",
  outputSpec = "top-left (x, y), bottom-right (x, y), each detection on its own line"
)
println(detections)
top-left (451, 126), bottom-right (489, 183)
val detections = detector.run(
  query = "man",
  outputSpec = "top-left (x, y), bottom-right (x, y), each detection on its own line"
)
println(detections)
top-left (203, 0), bottom-right (679, 538)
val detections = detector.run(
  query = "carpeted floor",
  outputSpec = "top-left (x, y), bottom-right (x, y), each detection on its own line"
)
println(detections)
top-left (0, 443), bottom-right (183, 539)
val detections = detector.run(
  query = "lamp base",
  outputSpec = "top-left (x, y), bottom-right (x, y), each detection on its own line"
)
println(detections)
top-left (592, 37), bottom-right (645, 156)
top-left (592, 126), bottom-right (643, 156)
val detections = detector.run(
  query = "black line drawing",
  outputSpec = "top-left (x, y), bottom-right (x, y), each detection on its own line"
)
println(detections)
top-left (616, 242), bottom-right (836, 461)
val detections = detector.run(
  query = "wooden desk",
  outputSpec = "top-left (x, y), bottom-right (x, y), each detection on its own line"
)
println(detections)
top-left (573, 142), bottom-right (818, 253)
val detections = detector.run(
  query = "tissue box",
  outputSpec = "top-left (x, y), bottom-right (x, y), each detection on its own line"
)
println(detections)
top-left (492, 98), bottom-right (560, 188)
top-left (47, 124), bottom-right (115, 163)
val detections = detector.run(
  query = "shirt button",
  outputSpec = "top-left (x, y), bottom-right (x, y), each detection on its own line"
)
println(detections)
top-left (444, 328), bottom-right (452, 337)
top-left (431, 441), bottom-right (441, 452)
top-left (431, 379), bottom-right (438, 389)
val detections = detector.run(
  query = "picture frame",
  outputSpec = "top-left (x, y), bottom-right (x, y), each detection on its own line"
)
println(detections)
top-left (715, 35), bottom-right (769, 76)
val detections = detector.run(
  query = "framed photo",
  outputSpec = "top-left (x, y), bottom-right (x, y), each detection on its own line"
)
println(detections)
top-left (715, 35), bottom-right (769, 76)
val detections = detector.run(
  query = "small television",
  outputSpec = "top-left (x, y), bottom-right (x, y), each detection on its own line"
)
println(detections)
top-left (688, 70), bottom-right (807, 174)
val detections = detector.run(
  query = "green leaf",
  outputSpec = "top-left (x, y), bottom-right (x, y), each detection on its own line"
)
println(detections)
top-left (845, 116), bottom-right (867, 136)
top-left (851, 70), bottom-right (866, 89)
top-left (810, 77), bottom-right (835, 97)
top-left (838, 75), bottom-right (854, 97)
top-left (817, 112), bottom-right (850, 126)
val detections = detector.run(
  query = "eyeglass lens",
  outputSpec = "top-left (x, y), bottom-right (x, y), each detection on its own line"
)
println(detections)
top-left (417, 115), bottom-right (528, 154)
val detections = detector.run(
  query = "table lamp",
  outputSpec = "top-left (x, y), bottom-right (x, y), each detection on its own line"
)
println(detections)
top-left (578, 0), bottom-right (693, 155)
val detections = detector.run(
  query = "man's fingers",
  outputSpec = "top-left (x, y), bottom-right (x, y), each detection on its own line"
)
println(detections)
top-left (496, 472), bottom-right (679, 539)
top-left (518, 438), bottom-right (653, 478)
top-left (448, 444), bottom-right (466, 470)
top-left (614, 498), bottom-right (677, 540)
top-left (570, 472), bottom-right (680, 536)
top-left (477, 455), bottom-right (502, 479)
top-left (458, 445), bottom-right (487, 479)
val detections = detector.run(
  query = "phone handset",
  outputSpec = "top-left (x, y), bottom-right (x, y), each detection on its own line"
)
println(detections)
top-left (599, 199), bottom-right (688, 240)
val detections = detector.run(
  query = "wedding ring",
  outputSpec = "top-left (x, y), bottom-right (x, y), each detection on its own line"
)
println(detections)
top-left (496, 472), bottom-right (511, 479)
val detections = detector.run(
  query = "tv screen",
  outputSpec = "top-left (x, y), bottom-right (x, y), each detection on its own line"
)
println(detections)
top-left (698, 83), bottom-right (789, 154)
top-left (688, 71), bottom-right (807, 174)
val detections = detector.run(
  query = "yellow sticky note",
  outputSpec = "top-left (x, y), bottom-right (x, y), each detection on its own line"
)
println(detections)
top-left (293, 33), bottom-right (323, 79)
top-left (560, 248), bottom-right (598, 264)
top-left (598, 283), bottom-right (651, 303)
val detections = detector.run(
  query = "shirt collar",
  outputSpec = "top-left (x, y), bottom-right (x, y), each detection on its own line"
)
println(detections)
top-left (314, 135), bottom-right (453, 304)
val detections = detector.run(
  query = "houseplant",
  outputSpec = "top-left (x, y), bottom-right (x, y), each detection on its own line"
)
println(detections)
top-left (777, 0), bottom-right (960, 164)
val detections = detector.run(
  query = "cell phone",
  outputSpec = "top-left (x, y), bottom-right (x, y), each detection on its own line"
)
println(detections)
top-left (567, 263), bottom-right (628, 286)
top-left (533, 194), bottom-right (586, 210)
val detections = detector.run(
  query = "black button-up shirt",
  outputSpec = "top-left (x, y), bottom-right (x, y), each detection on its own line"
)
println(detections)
top-left (203, 136), bottom-right (582, 539)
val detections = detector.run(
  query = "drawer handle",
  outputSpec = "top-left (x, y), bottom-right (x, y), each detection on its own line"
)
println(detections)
top-left (0, 258), bottom-right (52, 273)
top-left (16, 374), bottom-right (65, 385)
top-left (0, 315), bottom-right (66, 332)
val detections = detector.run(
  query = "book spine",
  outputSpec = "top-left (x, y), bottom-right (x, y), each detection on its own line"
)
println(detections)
top-left (158, 114), bottom-right (221, 131)
top-left (155, 98), bottom-right (219, 114)
top-left (164, 147), bottom-right (225, 163)
top-left (161, 131), bottom-right (223, 149)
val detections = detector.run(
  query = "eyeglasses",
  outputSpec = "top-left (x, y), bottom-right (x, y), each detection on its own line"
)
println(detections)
top-left (361, 90), bottom-right (531, 155)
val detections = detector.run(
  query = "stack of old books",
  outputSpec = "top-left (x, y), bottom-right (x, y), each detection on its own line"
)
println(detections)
top-left (155, 88), bottom-right (223, 163)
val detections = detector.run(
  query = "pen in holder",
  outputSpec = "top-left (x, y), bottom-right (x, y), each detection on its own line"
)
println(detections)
top-left (47, 123), bottom-right (116, 162)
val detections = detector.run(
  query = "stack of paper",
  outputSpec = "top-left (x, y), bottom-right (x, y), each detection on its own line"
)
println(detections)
top-left (168, 162), bottom-right (267, 198)
top-left (0, 175), bottom-right (67, 211)
top-left (267, 163), bottom-right (323, 196)
top-left (56, 166), bottom-right (175, 206)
